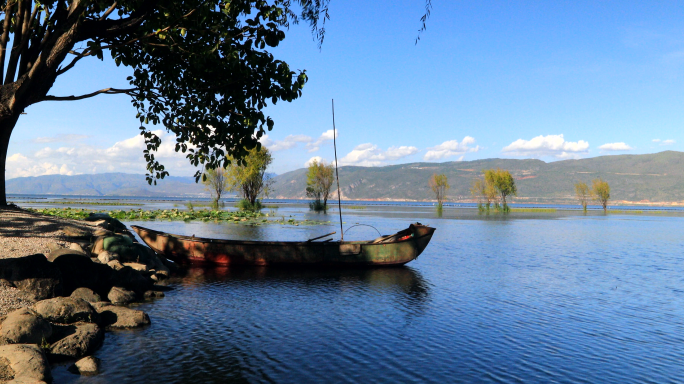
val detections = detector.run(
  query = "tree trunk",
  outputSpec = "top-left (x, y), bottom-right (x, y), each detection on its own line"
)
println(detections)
top-left (0, 114), bottom-right (20, 206)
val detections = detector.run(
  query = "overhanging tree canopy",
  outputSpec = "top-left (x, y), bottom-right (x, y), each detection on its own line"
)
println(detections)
top-left (0, 0), bottom-right (431, 205)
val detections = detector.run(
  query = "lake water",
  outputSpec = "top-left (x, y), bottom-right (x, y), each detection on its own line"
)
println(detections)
top-left (50, 207), bottom-right (684, 383)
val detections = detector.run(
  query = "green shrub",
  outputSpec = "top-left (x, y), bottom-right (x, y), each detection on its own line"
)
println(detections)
top-left (309, 199), bottom-right (327, 212)
top-left (237, 199), bottom-right (262, 212)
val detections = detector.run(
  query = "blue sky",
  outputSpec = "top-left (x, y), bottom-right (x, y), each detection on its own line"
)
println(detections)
top-left (7, 0), bottom-right (684, 178)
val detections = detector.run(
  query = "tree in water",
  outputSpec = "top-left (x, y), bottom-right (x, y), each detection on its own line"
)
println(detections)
top-left (592, 178), bottom-right (610, 213)
top-left (470, 176), bottom-right (497, 213)
top-left (484, 168), bottom-right (517, 212)
top-left (202, 167), bottom-right (229, 210)
top-left (574, 181), bottom-right (590, 212)
top-left (305, 159), bottom-right (334, 212)
top-left (226, 146), bottom-right (273, 211)
top-left (429, 173), bottom-right (449, 216)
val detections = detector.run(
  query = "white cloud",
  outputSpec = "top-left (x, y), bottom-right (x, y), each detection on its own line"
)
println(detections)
top-left (339, 143), bottom-right (418, 166)
top-left (502, 134), bottom-right (589, 159)
top-left (259, 130), bottom-right (337, 153)
top-left (306, 129), bottom-right (337, 152)
top-left (424, 136), bottom-right (480, 161)
top-left (6, 130), bottom-right (198, 179)
top-left (304, 156), bottom-right (325, 167)
top-left (653, 139), bottom-right (675, 145)
top-left (260, 134), bottom-right (312, 152)
top-left (598, 142), bottom-right (633, 151)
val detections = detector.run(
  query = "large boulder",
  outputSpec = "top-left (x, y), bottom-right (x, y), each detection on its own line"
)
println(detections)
top-left (85, 214), bottom-right (128, 233)
top-left (0, 309), bottom-right (52, 345)
top-left (107, 287), bottom-right (136, 305)
top-left (68, 356), bottom-right (101, 376)
top-left (111, 267), bottom-right (152, 295)
top-left (33, 297), bottom-right (98, 324)
top-left (69, 288), bottom-right (101, 304)
top-left (94, 304), bottom-right (150, 329)
top-left (0, 344), bottom-right (51, 383)
top-left (50, 254), bottom-right (114, 297)
top-left (46, 248), bottom-right (87, 263)
top-left (47, 323), bottom-right (104, 360)
top-left (0, 255), bottom-right (62, 300)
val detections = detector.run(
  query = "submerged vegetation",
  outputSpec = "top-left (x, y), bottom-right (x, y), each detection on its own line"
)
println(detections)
top-left (28, 208), bottom-right (329, 226)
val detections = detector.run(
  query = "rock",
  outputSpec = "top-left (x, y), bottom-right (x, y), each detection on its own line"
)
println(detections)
top-left (61, 226), bottom-right (91, 238)
top-left (123, 262), bottom-right (148, 272)
top-left (47, 243), bottom-right (62, 253)
top-left (0, 254), bottom-right (63, 300)
top-left (85, 214), bottom-right (127, 233)
top-left (107, 287), bottom-right (136, 305)
top-left (144, 291), bottom-right (165, 299)
top-left (0, 344), bottom-right (51, 383)
top-left (111, 267), bottom-right (152, 295)
top-left (0, 279), bottom-right (13, 288)
top-left (93, 229), bottom-right (113, 237)
top-left (46, 248), bottom-right (87, 263)
top-left (68, 356), bottom-right (101, 376)
top-left (155, 269), bottom-right (170, 279)
top-left (47, 323), bottom-right (104, 360)
top-left (69, 243), bottom-right (85, 253)
top-left (98, 251), bottom-right (119, 264)
top-left (106, 260), bottom-right (124, 271)
top-left (0, 309), bottom-right (52, 345)
top-left (70, 288), bottom-right (101, 304)
top-left (51, 254), bottom-right (114, 297)
top-left (95, 305), bottom-right (150, 328)
top-left (33, 297), bottom-right (98, 324)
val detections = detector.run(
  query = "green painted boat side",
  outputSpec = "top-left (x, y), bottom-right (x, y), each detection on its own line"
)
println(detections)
top-left (131, 223), bottom-right (435, 267)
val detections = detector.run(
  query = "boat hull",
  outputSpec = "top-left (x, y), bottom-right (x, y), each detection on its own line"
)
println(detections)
top-left (131, 224), bottom-right (435, 267)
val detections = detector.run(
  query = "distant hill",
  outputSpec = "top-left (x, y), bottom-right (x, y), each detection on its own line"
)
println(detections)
top-left (6, 173), bottom-right (209, 197)
top-left (9, 151), bottom-right (684, 202)
top-left (269, 151), bottom-right (684, 203)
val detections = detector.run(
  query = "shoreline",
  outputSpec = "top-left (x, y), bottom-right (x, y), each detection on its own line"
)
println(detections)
top-left (0, 206), bottom-right (173, 381)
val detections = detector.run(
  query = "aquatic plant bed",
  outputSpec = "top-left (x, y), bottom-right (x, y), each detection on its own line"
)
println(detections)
top-left (28, 208), bottom-right (330, 226)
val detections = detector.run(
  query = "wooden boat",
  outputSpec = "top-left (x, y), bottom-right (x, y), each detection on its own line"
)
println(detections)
top-left (131, 223), bottom-right (435, 267)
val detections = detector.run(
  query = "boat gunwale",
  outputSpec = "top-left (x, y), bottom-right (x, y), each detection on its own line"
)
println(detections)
top-left (130, 224), bottom-right (435, 247)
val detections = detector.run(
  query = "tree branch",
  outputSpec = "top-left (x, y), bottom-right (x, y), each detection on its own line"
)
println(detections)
top-left (0, 0), bottom-right (14, 84)
top-left (99, 1), bottom-right (117, 21)
top-left (42, 87), bottom-right (137, 101)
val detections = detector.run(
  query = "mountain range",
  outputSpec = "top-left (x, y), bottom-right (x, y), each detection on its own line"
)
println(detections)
top-left (7, 151), bottom-right (684, 203)
top-left (270, 151), bottom-right (684, 203)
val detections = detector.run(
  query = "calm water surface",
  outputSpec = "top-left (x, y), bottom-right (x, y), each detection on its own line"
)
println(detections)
top-left (52, 210), bottom-right (684, 383)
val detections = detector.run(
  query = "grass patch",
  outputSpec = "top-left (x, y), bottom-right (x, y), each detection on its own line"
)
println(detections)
top-left (27, 207), bottom-right (330, 226)
top-left (21, 200), bottom-right (144, 206)
top-left (346, 206), bottom-right (366, 210)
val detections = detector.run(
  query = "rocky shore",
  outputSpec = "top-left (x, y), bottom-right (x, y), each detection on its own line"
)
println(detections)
top-left (0, 206), bottom-right (177, 383)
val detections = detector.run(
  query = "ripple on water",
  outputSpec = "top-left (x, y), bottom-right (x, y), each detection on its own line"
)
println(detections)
top-left (52, 214), bottom-right (684, 383)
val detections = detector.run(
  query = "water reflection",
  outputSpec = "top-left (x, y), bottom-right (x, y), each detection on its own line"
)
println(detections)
top-left (177, 266), bottom-right (431, 313)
